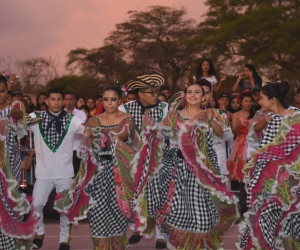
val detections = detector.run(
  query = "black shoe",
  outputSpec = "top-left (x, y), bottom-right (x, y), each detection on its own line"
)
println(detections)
top-left (128, 234), bottom-right (143, 244)
top-left (59, 242), bottom-right (70, 250)
top-left (33, 234), bottom-right (44, 249)
top-left (156, 240), bottom-right (167, 249)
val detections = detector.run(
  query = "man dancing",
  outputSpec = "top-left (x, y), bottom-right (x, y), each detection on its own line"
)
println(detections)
top-left (119, 73), bottom-right (168, 249)
top-left (28, 88), bottom-right (84, 250)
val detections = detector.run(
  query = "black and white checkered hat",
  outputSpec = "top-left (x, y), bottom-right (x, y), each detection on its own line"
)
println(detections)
top-left (126, 73), bottom-right (164, 89)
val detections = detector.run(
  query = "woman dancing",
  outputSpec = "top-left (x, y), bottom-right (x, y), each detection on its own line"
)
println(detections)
top-left (237, 81), bottom-right (300, 249)
top-left (132, 82), bottom-right (239, 249)
top-left (0, 71), bottom-right (37, 250)
top-left (55, 86), bottom-right (138, 250)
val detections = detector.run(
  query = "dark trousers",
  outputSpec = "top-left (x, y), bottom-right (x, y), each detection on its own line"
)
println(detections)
top-left (73, 150), bottom-right (81, 176)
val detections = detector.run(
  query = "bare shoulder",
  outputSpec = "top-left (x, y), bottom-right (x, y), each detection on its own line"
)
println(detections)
top-left (119, 111), bottom-right (133, 120)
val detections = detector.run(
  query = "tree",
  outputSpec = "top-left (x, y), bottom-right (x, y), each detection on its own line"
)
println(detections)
top-left (15, 57), bottom-right (59, 94)
top-left (104, 6), bottom-right (199, 92)
top-left (47, 75), bottom-right (104, 97)
top-left (195, 0), bottom-right (300, 89)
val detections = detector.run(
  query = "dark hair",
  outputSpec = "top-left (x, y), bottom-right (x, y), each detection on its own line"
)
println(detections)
top-left (157, 92), bottom-right (168, 102)
top-left (296, 87), bottom-right (300, 94)
top-left (195, 58), bottom-right (218, 80)
top-left (103, 86), bottom-right (122, 98)
top-left (47, 88), bottom-right (64, 98)
top-left (96, 94), bottom-right (103, 99)
top-left (228, 94), bottom-right (239, 114)
top-left (65, 92), bottom-right (76, 99)
top-left (36, 92), bottom-right (47, 110)
top-left (77, 95), bottom-right (85, 101)
top-left (243, 64), bottom-right (262, 87)
top-left (160, 85), bottom-right (170, 92)
top-left (23, 95), bottom-right (32, 102)
top-left (0, 75), bottom-right (8, 88)
top-left (252, 86), bottom-right (260, 95)
top-left (7, 90), bottom-right (13, 96)
top-left (261, 81), bottom-right (289, 106)
top-left (195, 78), bottom-right (212, 93)
top-left (239, 92), bottom-right (255, 119)
top-left (78, 104), bottom-right (90, 113)
top-left (87, 97), bottom-right (95, 102)
top-left (127, 89), bottom-right (137, 96)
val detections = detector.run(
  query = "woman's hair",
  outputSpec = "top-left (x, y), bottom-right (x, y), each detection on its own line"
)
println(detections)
top-left (23, 95), bottom-right (32, 102)
top-left (243, 64), bottom-right (262, 87)
top-left (261, 81), bottom-right (289, 106)
top-left (0, 75), bottom-right (8, 88)
top-left (36, 92), bottom-right (47, 110)
top-left (86, 97), bottom-right (95, 103)
top-left (78, 104), bottom-right (90, 113)
top-left (195, 58), bottom-right (218, 80)
top-left (157, 92), bottom-right (168, 102)
top-left (102, 86), bottom-right (122, 98)
top-left (228, 94), bottom-right (239, 113)
top-left (239, 91), bottom-right (255, 120)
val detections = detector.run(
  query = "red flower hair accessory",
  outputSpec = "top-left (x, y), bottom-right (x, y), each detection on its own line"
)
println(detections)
top-left (237, 89), bottom-right (250, 103)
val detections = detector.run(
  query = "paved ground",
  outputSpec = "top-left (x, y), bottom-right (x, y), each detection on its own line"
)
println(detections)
top-left (41, 223), bottom-right (239, 250)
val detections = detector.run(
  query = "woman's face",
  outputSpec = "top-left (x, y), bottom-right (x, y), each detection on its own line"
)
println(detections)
top-left (241, 96), bottom-right (252, 111)
top-left (201, 61), bottom-right (210, 73)
top-left (231, 97), bottom-right (240, 110)
top-left (102, 90), bottom-right (120, 113)
top-left (38, 94), bottom-right (47, 105)
top-left (242, 67), bottom-right (251, 77)
top-left (23, 96), bottom-right (31, 105)
top-left (0, 82), bottom-right (8, 105)
top-left (86, 98), bottom-right (95, 109)
top-left (76, 98), bottom-right (85, 108)
top-left (259, 92), bottom-right (273, 112)
top-left (186, 84), bottom-right (203, 106)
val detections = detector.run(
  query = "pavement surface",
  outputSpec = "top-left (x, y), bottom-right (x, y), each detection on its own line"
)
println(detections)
top-left (41, 223), bottom-right (239, 250)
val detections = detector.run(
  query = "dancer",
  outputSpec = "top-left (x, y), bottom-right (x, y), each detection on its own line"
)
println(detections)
top-left (28, 88), bottom-right (85, 250)
top-left (133, 82), bottom-right (239, 249)
top-left (118, 73), bottom-right (168, 248)
top-left (55, 86), bottom-right (138, 250)
top-left (0, 71), bottom-right (38, 250)
top-left (237, 81), bottom-right (300, 249)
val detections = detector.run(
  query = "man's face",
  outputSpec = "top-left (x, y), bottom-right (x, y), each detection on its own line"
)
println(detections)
top-left (123, 93), bottom-right (137, 104)
top-left (217, 97), bottom-right (229, 109)
top-left (201, 86), bottom-right (211, 107)
top-left (64, 94), bottom-right (76, 111)
top-left (46, 93), bottom-right (64, 113)
top-left (138, 87), bottom-right (159, 106)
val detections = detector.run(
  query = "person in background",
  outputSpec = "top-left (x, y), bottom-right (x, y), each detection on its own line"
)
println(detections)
top-left (293, 92), bottom-right (300, 109)
top-left (122, 89), bottom-right (137, 104)
top-left (78, 105), bottom-right (90, 121)
top-left (252, 86), bottom-right (261, 111)
top-left (227, 94), bottom-right (240, 121)
top-left (29, 88), bottom-right (85, 250)
top-left (6, 90), bottom-right (13, 105)
top-left (226, 90), bottom-right (254, 215)
top-left (36, 92), bottom-right (47, 111)
top-left (38, 103), bottom-right (48, 111)
top-left (159, 85), bottom-right (171, 100)
top-left (232, 64), bottom-right (262, 92)
top-left (86, 97), bottom-right (96, 116)
top-left (209, 96), bottom-right (216, 108)
top-left (23, 95), bottom-right (36, 113)
top-left (75, 96), bottom-right (85, 109)
top-left (195, 58), bottom-right (226, 93)
top-left (157, 92), bottom-right (168, 102)
top-left (95, 94), bottom-right (103, 108)
top-left (217, 92), bottom-right (230, 113)
top-left (64, 92), bottom-right (87, 176)
top-left (13, 90), bottom-right (23, 101)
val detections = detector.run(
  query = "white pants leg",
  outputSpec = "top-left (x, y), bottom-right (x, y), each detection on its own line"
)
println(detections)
top-left (155, 224), bottom-right (166, 241)
top-left (54, 178), bottom-right (73, 243)
top-left (32, 178), bottom-right (73, 243)
top-left (32, 179), bottom-right (55, 236)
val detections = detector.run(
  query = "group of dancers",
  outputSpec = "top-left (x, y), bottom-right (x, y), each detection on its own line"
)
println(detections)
top-left (0, 68), bottom-right (300, 250)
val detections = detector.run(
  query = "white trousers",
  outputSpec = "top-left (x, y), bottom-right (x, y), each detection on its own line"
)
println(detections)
top-left (32, 178), bottom-right (73, 243)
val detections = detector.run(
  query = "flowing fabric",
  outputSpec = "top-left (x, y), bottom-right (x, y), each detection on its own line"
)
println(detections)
top-left (237, 112), bottom-right (300, 250)
top-left (132, 111), bottom-right (239, 249)
top-left (227, 117), bottom-right (253, 180)
top-left (54, 117), bottom-right (138, 250)
top-left (0, 101), bottom-right (38, 250)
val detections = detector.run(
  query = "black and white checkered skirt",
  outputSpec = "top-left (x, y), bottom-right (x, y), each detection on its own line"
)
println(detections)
top-left (86, 158), bottom-right (128, 237)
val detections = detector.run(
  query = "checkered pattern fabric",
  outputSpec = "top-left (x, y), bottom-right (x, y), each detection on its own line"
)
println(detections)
top-left (206, 130), bottom-right (220, 172)
top-left (35, 111), bottom-right (73, 148)
top-left (258, 202), bottom-right (283, 248)
top-left (86, 157), bottom-right (128, 237)
top-left (284, 213), bottom-right (300, 240)
top-left (123, 101), bottom-right (167, 133)
top-left (0, 230), bottom-right (15, 250)
top-left (146, 146), bottom-right (219, 232)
